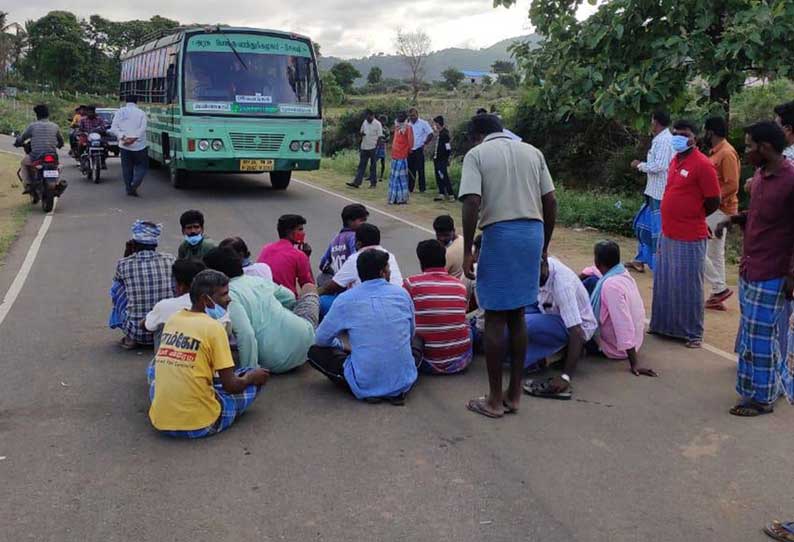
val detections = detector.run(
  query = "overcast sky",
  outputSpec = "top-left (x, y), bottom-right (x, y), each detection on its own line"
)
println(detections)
top-left (5, 1), bottom-right (552, 58)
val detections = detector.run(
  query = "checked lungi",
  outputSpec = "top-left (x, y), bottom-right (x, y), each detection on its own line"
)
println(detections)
top-left (649, 235), bottom-right (707, 341)
top-left (736, 278), bottom-right (794, 405)
top-left (388, 158), bottom-right (409, 204)
top-left (632, 196), bottom-right (662, 271)
top-left (147, 362), bottom-right (260, 439)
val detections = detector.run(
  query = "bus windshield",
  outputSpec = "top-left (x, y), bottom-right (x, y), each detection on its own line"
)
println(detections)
top-left (184, 33), bottom-right (319, 117)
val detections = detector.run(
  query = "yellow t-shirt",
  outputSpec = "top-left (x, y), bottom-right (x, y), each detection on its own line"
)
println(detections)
top-left (148, 310), bottom-right (235, 431)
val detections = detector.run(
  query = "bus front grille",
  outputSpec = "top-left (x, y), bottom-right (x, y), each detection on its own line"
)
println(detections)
top-left (229, 133), bottom-right (285, 152)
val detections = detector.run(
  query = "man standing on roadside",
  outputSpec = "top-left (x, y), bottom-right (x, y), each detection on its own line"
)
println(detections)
top-left (110, 95), bottom-right (149, 197)
top-left (715, 122), bottom-right (794, 417)
top-left (773, 100), bottom-right (794, 359)
top-left (459, 114), bottom-right (557, 419)
top-left (703, 116), bottom-right (740, 311)
top-left (407, 107), bottom-right (434, 193)
top-left (649, 120), bottom-right (721, 349)
top-left (627, 110), bottom-right (674, 273)
top-left (347, 109), bottom-right (383, 189)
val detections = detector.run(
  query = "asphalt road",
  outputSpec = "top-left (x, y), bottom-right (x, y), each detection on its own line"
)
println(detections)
top-left (1, 138), bottom-right (792, 542)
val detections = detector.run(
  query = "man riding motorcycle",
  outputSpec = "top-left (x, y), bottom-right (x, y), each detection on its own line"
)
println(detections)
top-left (14, 104), bottom-right (64, 195)
top-left (76, 105), bottom-right (109, 168)
top-left (69, 104), bottom-right (86, 157)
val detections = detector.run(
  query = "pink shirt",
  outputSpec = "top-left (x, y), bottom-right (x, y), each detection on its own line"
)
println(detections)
top-left (595, 272), bottom-right (645, 359)
top-left (256, 239), bottom-right (314, 295)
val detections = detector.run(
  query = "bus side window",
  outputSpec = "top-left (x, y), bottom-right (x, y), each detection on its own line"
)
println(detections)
top-left (166, 63), bottom-right (176, 104)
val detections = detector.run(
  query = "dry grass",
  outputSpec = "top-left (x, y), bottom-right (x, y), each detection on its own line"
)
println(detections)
top-left (0, 152), bottom-right (31, 265)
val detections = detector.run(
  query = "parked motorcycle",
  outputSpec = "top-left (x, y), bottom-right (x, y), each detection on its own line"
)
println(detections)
top-left (15, 144), bottom-right (67, 213)
top-left (78, 131), bottom-right (108, 183)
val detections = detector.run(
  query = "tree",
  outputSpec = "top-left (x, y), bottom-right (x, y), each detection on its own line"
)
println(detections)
top-left (496, 0), bottom-right (794, 121)
top-left (498, 72), bottom-right (519, 89)
top-left (395, 29), bottom-right (431, 103)
top-left (482, 75), bottom-right (493, 87)
top-left (330, 61), bottom-right (361, 91)
top-left (491, 60), bottom-right (515, 74)
top-left (321, 71), bottom-right (345, 106)
top-left (441, 67), bottom-right (465, 90)
top-left (23, 11), bottom-right (89, 90)
top-left (367, 66), bottom-right (382, 86)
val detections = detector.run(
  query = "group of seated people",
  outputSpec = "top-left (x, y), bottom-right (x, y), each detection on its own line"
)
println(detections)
top-left (109, 204), bottom-right (653, 438)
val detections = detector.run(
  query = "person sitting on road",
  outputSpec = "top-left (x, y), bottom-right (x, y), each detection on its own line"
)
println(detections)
top-left (317, 203), bottom-right (370, 287)
top-left (404, 240), bottom-right (472, 375)
top-left (203, 248), bottom-right (319, 373)
top-left (433, 214), bottom-right (466, 280)
top-left (522, 256), bottom-right (597, 400)
top-left (143, 259), bottom-right (208, 350)
top-left (587, 241), bottom-right (657, 376)
top-left (317, 223), bottom-right (403, 316)
top-left (257, 214), bottom-right (314, 296)
top-left (147, 269), bottom-right (270, 439)
top-left (178, 209), bottom-right (217, 262)
top-left (219, 237), bottom-right (273, 282)
top-left (109, 220), bottom-right (176, 350)
top-left (309, 249), bottom-right (419, 404)
top-left (14, 104), bottom-right (64, 197)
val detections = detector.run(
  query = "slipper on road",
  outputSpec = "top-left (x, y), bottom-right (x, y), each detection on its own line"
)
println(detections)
top-left (763, 521), bottom-right (794, 542)
top-left (466, 397), bottom-right (503, 418)
top-left (523, 378), bottom-right (573, 400)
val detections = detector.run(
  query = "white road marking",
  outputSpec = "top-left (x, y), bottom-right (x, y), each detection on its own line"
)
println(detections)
top-left (0, 198), bottom-right (57, 329)
top-left (295, 177), bottom-right (738, 362)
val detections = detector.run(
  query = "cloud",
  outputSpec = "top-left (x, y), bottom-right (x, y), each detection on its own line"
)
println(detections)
top-left (5, 0), bottom-right (534, 57)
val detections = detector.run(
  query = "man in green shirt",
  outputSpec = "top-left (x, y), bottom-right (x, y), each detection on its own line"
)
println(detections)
top-left (178, 209), bottom-right (217, 261)
top-left (204, 248), bottom-right (320, 373)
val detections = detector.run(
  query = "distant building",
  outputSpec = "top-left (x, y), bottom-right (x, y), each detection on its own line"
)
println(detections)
top-left (462, 71), bottom-right (498, 85)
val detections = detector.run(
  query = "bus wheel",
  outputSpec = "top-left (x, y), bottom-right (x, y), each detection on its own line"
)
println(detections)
top-left (169, 161), bottom-right (189, 189)
top-left (270, 171), bottom-right (291, 190)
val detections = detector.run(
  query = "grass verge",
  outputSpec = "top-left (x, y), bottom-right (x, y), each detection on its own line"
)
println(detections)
top-left (0, 152), bottom-right (31, 265)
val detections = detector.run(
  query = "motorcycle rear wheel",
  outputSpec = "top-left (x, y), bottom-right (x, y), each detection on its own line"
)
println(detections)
top-left (94, 157), bottom-right (101, 183)
top-left (41, 192), bottom-right (54, 213)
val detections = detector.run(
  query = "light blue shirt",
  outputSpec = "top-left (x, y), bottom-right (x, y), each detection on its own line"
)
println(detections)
top-left (314, 278), bottom-right (418, 399)
top-left (110, 103), bottom-right (148, 152)
top-left (410, 118), bottom-right (433, 150)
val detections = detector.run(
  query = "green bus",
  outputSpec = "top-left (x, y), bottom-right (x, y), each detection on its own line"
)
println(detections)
top-left (120, 26), bottom-right (322, 189)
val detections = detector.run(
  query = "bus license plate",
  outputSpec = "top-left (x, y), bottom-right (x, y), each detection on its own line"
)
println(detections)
top-left (240, 159), bottom-right (274, 172)
top-left (43, 170), bottom-right (59, 178)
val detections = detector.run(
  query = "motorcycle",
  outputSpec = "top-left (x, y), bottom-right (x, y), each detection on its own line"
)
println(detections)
top-left (15, 143), bottom-right (67, 213)
top-left (78, 131), bottom-right (108, 183)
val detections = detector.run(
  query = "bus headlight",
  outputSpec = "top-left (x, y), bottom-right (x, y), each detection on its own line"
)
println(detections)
top-left (211, 139), bottom-right (224, 151)
top-left (302, 141), bottom-right (313, 153)
top-left (198, 139), bottom-right (210, 151)
top-left (289, 141), bottom-right (301, 152)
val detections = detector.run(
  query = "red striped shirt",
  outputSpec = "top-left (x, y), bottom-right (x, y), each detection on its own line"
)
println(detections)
top-left (404, 268), bottom-right (472, 374)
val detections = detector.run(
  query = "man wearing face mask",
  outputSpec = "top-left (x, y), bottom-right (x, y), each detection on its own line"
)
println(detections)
top-left (257, 214), bottom-right (314, 296)
top-left (649, 120), bottom-right (721, 349)
top-left (702, 117), bottom-right (740, 311)
top-left (714, 122), bottom-right (794, 417)
top-left (147, 269), bottom-right (270, 438)
top-left (177, 209), bottom-right (217, 262)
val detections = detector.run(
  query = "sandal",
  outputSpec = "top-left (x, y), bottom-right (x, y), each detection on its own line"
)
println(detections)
top-left (523, 378), bottom-right (573, 400)
top-left (119, 337), bottom-right (139, 350)
top-left (729, 401), bottom-right (774, 417)
top-left (466, 397), bottom-right (503, 418)
top-left (625, 261), bottom-right (646, 273)
top-left (685, 339), bottom-right (703, 349)
top-left (502, 400), bottom-right (519, 414)
top-left (764, 521), bottom-right (794, 542)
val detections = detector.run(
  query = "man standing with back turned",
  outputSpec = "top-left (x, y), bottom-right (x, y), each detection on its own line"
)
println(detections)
top-left (110, 94), bottom-right (149, 196)
top-left (459, 114), bottom-right (557, 418)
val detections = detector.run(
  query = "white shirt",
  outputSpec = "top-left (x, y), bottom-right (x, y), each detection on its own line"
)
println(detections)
top-left (637, 128), bottom-right (674, 200)
top-left (145, 293), bottom-right (230, 331)
top-left (332, 245), bottom-right (403, 289)
top-left (784, 144), bottom-right (794, 163)
top-left (110, 103), bottom-right (148, 152)
top-left (410, 118), bottom-right (433, 150)
top-left (537, 257), bottom-right (597, 341)
top-left (360, 119), bottom-right (384, 151)
top-left (243, 262), bottom-right (273, 282)
top-left (503, 128), bottom-right (522, 142)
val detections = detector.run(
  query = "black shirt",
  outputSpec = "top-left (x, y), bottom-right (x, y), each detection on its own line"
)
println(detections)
top-left (434, 128), bottom-right (451, 162)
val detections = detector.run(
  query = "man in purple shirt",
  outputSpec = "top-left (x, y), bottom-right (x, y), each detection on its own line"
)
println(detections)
top-left (318, 204), bottom-right (369, 286)
top-left (716, 121), bottom-right (794, 417)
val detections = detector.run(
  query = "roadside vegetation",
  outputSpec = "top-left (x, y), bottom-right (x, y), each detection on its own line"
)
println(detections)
top-left (0, 152), bottom-right (30, 263)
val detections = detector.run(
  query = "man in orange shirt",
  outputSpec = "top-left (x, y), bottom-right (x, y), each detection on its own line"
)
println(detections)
top-left (703, 117), bottom-right (741, 311)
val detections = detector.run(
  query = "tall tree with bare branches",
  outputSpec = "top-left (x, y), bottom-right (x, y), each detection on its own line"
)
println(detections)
top-left (395, 29), bottom-right (431, 104)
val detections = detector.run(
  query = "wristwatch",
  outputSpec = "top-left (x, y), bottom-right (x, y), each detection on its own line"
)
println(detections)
top-left (560, 373), bottom-right (571, 383)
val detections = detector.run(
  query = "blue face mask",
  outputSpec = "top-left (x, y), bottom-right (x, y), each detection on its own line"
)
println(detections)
top-left (671, 135), bottom-right (692, 153)
top-left (184, 233), bottom-right (203, 246)
top-left (204, 297), bottom-right (226, 320)
top-left (242, 257), bottom-right (252, 267)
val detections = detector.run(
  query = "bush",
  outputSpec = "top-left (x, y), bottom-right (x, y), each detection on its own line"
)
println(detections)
top-left (323, 97), bottom-right (411, 156)
top-left (555, 184), bottom-right (643, 237)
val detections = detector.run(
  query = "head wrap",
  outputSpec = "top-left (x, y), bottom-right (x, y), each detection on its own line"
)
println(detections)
top-left (131, 220), bottom-right (162, 246)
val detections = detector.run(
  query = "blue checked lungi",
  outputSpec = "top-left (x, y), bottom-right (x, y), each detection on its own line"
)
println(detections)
top-left (477, 219), bottom-right (544, 311)
top-left (108, 279), bottom-right (127, 329)
top-left (778, 301), bottom-right (793, 359)
top-left (649, 235), bottom-right (707, 341)
top-left (633, 196), bottom-right (662, 271)
top-left (147, 362), bottom-right (260, 439)
top-left (735, 278), bottom-right (794, 405)
top-left (388, 158), bottom-right (409, 204)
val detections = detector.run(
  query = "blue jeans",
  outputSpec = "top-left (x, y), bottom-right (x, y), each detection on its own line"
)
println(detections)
top-left (120, 148), bottom-right (149, 193)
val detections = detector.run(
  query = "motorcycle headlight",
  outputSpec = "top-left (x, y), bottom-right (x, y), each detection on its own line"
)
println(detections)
top-left (289, 141), bottom-right (301, 152)
top-left (198, 139), bottom-right (210, 151)
top-left (302, 141), bottom-right (313, 153)
top-left (211, 139), bottom-right (224, 151)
